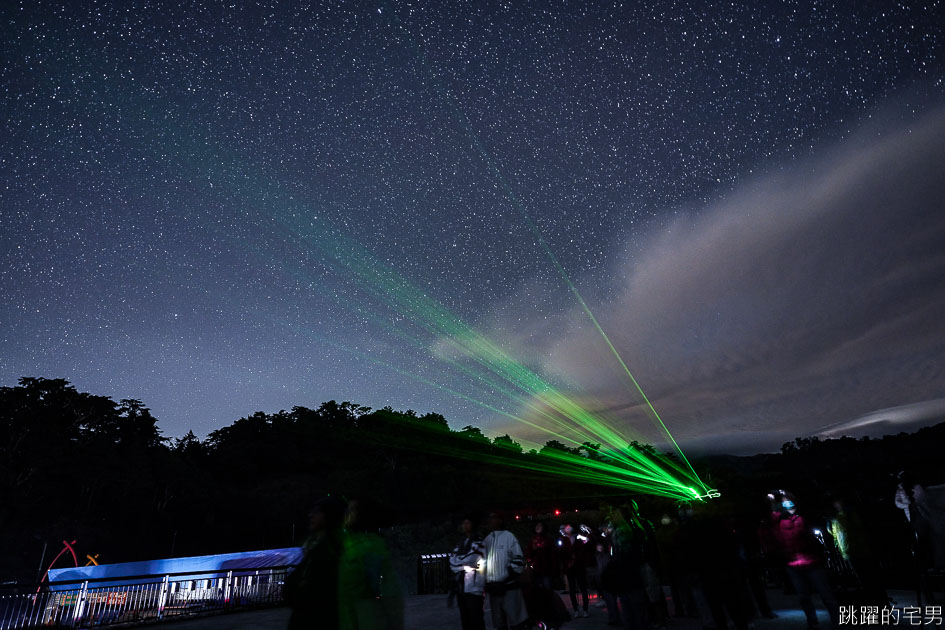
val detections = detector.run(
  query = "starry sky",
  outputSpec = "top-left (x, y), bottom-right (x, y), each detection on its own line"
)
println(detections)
top-left (2, 0), bottom-right (943, 454)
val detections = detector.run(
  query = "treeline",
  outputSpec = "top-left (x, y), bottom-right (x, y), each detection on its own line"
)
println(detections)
top-left (0, 377), bottom-right (637, 583)
top-left (2, 377), bottom-right (942, 585)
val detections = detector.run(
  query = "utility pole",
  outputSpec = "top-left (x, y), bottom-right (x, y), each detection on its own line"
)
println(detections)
top-left (36, 541), bottom-right (48, 583)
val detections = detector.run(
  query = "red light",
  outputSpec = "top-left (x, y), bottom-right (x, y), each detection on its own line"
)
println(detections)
top-left (554, 509), bottom-right (561, 516)
top-left (515, 515), bottom-right (520, 520)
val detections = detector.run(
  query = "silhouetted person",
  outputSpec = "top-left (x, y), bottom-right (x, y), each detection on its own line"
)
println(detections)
top-left (895, 471), bottom-right (945, 605)
top-left (762, 493), bottom-right (792, 594)
top-left (526, 521), bottom-right (559, 591)
top-left (829, 497), bottom-right (888, 606)
top-left (736, 511), bottom-right (776, 619)
top-left (895, 470), bottom-right (916, 524)
top-left (692, 514), bottom-right (751, 630)
top-left (559, 523), bottom-right (591, 617)
top-left (449, 517), bottom-right (486, 630)
top-left (286, 495), bottom-right (346, 630)
top-left (338, 498), bottom-right (404, 630)
top-left (655, 512), bottom-right (694, 619)
top-left (771, 493), bottom-right (839, 629)
top-left (628, 507), bottom-right (666, 628)
top-left (483, 511), bottom-right (528, 630)
top-left (596, 521), bottom-right (622, 626)
top-left (606, 505), bottom-right (649, 630)
top-left (523, 524), bottom-right (571, 630)
top-left (673, 502), bottom-right (718, 627)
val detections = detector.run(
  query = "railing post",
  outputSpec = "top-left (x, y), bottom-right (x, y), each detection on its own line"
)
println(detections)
top-left (2, 562), bottom-right (296, 628)
top-left (41, 591), bottom-right (55, 626)
top-left (223, 570), bottom-right (233, 607)
top-left (71, 581), bottom-right (89, 627)
top-left (157, 575), bottom-right (169, 619)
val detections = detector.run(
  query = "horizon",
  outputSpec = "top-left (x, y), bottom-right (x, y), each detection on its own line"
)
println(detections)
top-left (5, 375), bottom-right (943, 459)
top-left (2, 1), bottom-right (943, 460)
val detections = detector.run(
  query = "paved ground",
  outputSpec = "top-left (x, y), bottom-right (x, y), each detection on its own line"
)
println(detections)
top-left (155, 588), bottom-right (921, 629)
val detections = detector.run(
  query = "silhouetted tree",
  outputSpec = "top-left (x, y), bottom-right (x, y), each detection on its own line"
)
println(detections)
top-left (459, 425), bottom-right (490, 443)
top-left (493, 434), bottom-right (523, 453)
top-left (2, 376), bottom-right (942, 588)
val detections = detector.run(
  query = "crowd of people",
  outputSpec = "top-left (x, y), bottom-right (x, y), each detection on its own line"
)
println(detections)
top-left (284, 478), bottom-right (942, 630)
top-left (444, 490), bottom-right (921, 630)
top-left (447, 502), bottom-right (671, 630)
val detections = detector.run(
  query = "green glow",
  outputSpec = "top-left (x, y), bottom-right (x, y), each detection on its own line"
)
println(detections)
top-left (277, 318), bottom-right (696, 499)
top-left (370, 15), bottom-right (707, 493)
top-left (158, 140), bottom-right (709, 499)
top-left (59, 67), bottom-right (710, 499)
top-left (353, 402), bottom-right (699, 500)
top-left (260, 218), bottom-right (707, 500)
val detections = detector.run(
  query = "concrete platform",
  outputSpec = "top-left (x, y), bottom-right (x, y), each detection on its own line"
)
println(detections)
top-left (150, 588), bottom-right (922, 629)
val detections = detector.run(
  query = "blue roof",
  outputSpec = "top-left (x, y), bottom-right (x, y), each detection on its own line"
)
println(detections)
top-left (47, 547), bottom-right (303, 590)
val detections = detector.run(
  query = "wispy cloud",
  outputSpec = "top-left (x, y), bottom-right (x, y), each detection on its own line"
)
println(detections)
top-left (819, 398), bottom-right (945, 438)
top-left (492, 105), bottom-right (945, 454)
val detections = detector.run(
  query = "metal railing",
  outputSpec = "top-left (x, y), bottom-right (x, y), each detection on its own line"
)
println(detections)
top-left (0, 565), bottom-right (292, 629)
top-left (416, 554), bottom-right (451, 595)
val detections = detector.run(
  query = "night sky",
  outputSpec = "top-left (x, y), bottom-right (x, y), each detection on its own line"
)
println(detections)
top-left (2, 1), bottom-right (944, 454)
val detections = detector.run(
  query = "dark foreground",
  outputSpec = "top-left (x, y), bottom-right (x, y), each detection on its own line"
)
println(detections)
top-left (155, 588), bottom-right (921, 629)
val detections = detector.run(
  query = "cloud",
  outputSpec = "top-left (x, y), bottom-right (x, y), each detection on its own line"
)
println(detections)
top-left (493, 104), bottom-right (945, 454)
top-left (819, 398), bottom-right (945, 438)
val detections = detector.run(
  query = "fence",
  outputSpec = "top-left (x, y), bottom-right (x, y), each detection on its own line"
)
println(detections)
top-left (416, 554), bottom-right (451, 595)
top-left (0, 565), bottom-right (292, 629)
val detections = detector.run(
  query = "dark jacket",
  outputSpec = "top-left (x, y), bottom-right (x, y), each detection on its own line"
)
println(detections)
top-left (527, 533), bottom-right (559, 578)
top-left (286, 530), bottom-right (343, 630)
top-left (601, 524), bottom-right (645, 593)
top-left (558, 533), bottom-right (594, 571)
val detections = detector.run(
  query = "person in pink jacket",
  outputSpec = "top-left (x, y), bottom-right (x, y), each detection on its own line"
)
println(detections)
top-left (770, 493), bottom-right (839, 629)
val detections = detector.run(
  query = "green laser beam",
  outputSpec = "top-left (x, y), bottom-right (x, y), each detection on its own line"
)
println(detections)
top-left (50, 53), bottom-right (709, 497)
top-left (260, 224), bottom-right (705, 497)
top-left (378, 9), bottom-right (706, 492)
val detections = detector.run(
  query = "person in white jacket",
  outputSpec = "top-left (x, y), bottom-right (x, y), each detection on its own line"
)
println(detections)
top-left (482, 512), bottom-right (529, 629)
top-left (449, 517), bottom-right (486, 630)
